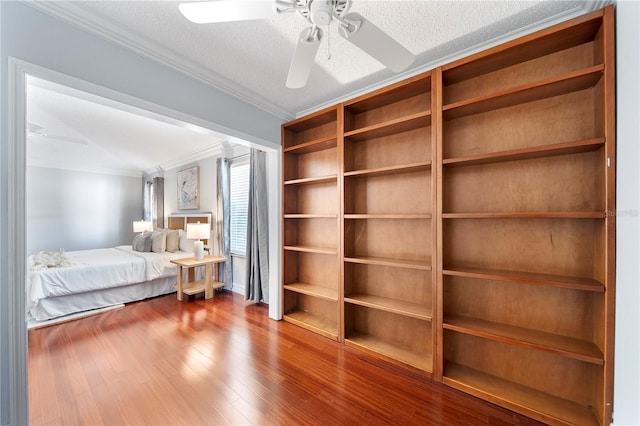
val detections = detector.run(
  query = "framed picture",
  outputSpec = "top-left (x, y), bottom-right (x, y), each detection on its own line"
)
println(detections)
top-left (177, 166), bottom-right (199, 209)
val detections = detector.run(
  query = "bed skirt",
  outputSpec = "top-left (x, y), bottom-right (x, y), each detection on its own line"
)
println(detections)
top-left (28, 275), bottom-right (177, 322)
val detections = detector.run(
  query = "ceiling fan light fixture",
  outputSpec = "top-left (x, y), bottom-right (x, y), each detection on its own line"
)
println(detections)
top-left (179, 1), bottom-right (276, 24)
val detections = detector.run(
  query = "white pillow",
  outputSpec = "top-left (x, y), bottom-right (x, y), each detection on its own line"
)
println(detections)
top-left (178, 229), bottom-right (195, 252)
top-left (150, 231), bottom-right (166, 253)
top-left (164, 229), bottom-right (179, 252)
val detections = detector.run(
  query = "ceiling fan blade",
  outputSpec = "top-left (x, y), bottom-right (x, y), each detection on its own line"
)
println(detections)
top-left (27, 121), bottom-right (44, 133)
top-left (338, 12), bottom-right (415, 73)
top-left (286, 27), bottom-right (323, 89)
top-left (179, 1), bottom-right (275, 24)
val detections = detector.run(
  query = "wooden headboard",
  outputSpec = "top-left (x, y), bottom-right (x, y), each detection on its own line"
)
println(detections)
top-left (167, 213), bottom-right (213, 246)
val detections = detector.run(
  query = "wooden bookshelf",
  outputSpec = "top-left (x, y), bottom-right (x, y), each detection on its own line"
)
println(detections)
top-left (282, 106), bottom-right (342, 341)
top-left (439, 6), bottom-right (615, 425)
top-left (281, 6), bottom-right (615, 424)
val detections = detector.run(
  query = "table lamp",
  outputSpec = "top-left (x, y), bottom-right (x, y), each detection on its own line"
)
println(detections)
top-left (133, 220), bottom-right (152, 234)
top-left (186, 221), bottom-right (209, 260)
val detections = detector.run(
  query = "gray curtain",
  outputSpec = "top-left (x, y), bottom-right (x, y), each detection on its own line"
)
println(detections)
top-left (153, 177), bottom-right (164, 229)
top-left (245, 149), bottom-right (269, 303)
top-left (142, 175), bottom-right (164, 229)
top-left (216, 158), bottom-right (232, 289)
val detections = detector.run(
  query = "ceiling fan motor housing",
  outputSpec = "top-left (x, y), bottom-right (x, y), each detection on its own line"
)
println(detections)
top-left (310, 0), bottom-right (333, 25)
top-left (298, 0), bottom-right (351, 26)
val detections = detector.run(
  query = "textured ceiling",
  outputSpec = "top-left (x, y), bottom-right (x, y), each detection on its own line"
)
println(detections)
top-left (27, 76), bottom-right (239, 176)
top-left (31, 0), bottom-right (598, 118)
top-left (24, 0), bottom-right (605, 175)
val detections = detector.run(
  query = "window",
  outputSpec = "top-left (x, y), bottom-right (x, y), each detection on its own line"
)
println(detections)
top-left (230, 161), bottom-right (250, 255)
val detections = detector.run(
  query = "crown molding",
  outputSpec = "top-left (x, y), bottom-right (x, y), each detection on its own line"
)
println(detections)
top-left (152, 141), bottom-right (224, 173)
top-left (27, 159), bottom-right (144, 178)
top-left (24, 0), bottom-right (295, 121)
top-left (296, 1), bottom-right (608, 118)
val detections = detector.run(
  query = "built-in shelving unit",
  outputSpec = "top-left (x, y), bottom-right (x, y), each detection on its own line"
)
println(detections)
top-left (282, 106), bottom-right (342, 341)
top-left (438, 6), bottom-right (615, 426)
top-left (281, 6), bottom-right (615, 425)
top-left (342, 72), bottom-right (436, 374)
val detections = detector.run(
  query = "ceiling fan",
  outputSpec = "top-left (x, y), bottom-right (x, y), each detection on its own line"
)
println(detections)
top-left (27, 121), bottom-right (89, 145)
top-left (179, 0), bottom-right (416, 88)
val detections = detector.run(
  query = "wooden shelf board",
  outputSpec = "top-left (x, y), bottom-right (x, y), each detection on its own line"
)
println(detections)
top-left (283, 174), bottom-right (337, 186)
top-left (283, 107), bottom-right (336, 132)
top-left (345, 294), bottom-right (432, 321)
top-left (344, 111), bottom-right (431, 141)
top-left (344, 214), bottom-right (432, 220)
top-left (443, 363), bottom-right (598, 426)
top-left (283, 136), bottom-right (337, 154)
top-left (284, 245), bottom-right (338, 255)
top-left (283, 310), bottom-right (338, 341)
top-left (284, 283), bottom-right (339, 301)
top-left (180, 280), bottom-right (224, 296)
top-left (443, 267), bottom-right (605, 292)
top-left (345, 74), bottom-right (431, 111)
top-left (443, 65), bottom-right (604, 120)
top-left (442, 15), bottom-right (604, 84)
top-left (344, 161), bottom-right (432, 178)
top-left (284, 214), bottom-right (338, 219)
top-left (443, 138), bottom-right (606, 167)
top-left (181, 280), bottom-right (205, 295)
top-left (443, 212), bottom-right (605, 219)
top-left (346, 332), bottom-right (433, 372)
top-left (443, 315), bottom-right (603, 365)
top-left (345, 256), bottom-right (432, 271)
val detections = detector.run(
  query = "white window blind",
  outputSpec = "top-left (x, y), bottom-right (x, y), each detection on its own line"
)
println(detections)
top-left (230, 161), bottom-right (250, 256)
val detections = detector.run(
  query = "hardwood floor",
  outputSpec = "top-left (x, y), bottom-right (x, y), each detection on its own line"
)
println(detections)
top-left (29, 292), bottom-right (544, 425)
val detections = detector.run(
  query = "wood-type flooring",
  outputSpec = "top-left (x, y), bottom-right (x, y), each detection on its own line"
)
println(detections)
top-left (29, 292), bottom-right (544, 425)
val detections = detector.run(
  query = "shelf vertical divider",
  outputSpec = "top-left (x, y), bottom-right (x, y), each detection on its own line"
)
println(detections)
top-left (433, 66), bottom-right (444, 381)
top-left (337, 103), bottom-right (345, 343)
top-left (601, 6), bottom-right (616, 423)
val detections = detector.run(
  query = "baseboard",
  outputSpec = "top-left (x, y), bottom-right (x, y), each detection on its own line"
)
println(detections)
top-left (27, 304), bottom-right (124, 330)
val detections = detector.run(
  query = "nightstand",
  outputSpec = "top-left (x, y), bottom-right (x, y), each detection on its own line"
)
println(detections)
top-left (170, 255), bottom-right (226, 301)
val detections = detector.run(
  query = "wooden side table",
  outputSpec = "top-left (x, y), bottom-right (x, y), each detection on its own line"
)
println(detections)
top-left (170, 255), bottom-right (226, 301)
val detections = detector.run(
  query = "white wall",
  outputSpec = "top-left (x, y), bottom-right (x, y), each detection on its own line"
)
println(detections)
top-left (164, 157), bottom-right (218, 220)
top-left (614, 1), bottom-right (640, 425)
top-left (26, 167), bottom-right (142, 254)
top-left (0, 2), bottom-right (282, 425)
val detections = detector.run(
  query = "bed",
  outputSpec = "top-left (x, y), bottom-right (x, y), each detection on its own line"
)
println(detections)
top-left (26, 213), bottom-right (213, 322)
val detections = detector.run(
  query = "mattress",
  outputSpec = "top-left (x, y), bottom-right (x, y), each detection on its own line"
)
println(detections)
top-left (27, 246), bottom-right (193, 321)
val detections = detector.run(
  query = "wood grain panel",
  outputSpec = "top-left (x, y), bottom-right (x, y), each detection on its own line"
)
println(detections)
top-left (443, 89), bottom-right (597, 159)
top-left (443, 275), bottom-right (599, 341)
top-left (344, 262), bottom-right (432, 307)
top-left (345, 218), bottom-right (431, 262)
top-left (345, 171), bottom-right (431, 215)
top-left (444, 42), bottom-right (597, 104)
top-left (443, 331), bottom-right (597, 407)
top-left (443, 218), bottom-right (599, 279)
top-left (443, 149), bottom-right (605, 213)
top-left (344, 126), bottom-right (431, 172)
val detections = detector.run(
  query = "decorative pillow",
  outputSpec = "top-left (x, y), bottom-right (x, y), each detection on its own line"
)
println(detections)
top-left (178, 229), bottom-right (195, 252)
top-left (150, 231), bottom-right (166, 253)
top-left (132, 232), bottom-right (152, 252)
top-left (164, 229), bottom-right (179, 252)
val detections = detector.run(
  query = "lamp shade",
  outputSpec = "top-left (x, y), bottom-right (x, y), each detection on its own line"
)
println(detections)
top-left (133, 220), bottom-right (152, 233)
top-left (186, 222), bottom-right (209, 240)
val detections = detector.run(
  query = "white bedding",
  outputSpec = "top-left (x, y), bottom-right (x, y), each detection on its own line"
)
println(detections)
top-left (27, 246), bottom-right (193, 321)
